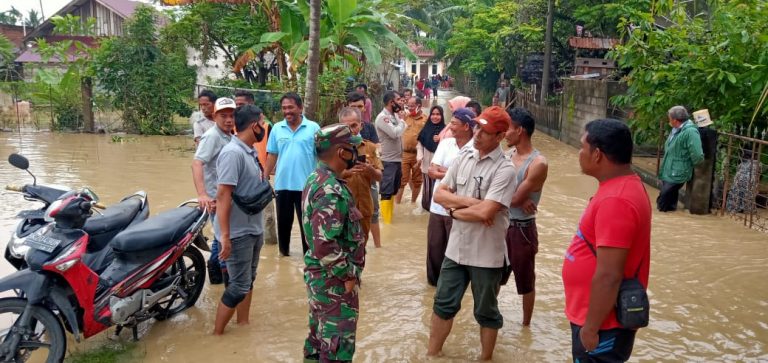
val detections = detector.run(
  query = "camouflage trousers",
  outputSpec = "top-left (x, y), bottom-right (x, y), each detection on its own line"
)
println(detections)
top-left (304, 278), bottom-right (359, 363)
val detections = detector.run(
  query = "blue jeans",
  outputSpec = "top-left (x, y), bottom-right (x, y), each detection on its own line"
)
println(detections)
top-left (209, 239), bottom-right (227, 269)
top-left (221, 234), bottom-right (264, 308)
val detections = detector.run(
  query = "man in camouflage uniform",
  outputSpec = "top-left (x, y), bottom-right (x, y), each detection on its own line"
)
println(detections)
top-left (302, 123), bottom-right (367, 363)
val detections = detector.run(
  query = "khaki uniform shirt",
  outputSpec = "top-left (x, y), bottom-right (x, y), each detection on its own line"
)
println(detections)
top-left (343, 140), bottom-right (383, 218)
top-left (402, 113), bottom-right (427, 153)
top-left (441, 146), bottom-right (516, 268)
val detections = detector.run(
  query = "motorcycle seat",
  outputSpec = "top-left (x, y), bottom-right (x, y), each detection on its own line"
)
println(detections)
top-left (110, 207), bottom-right (201, 252)
top-left (83, 198), bottom-right (142, 235)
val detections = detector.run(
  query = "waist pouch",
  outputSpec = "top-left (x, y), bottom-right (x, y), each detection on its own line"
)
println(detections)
top-left (232, 181), bottom-right (274, 215)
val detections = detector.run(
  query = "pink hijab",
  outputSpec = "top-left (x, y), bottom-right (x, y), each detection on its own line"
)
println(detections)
top-left (440, 96), bottom-right (472, 140)
top-left (448, 96), bottom-right (471, 112)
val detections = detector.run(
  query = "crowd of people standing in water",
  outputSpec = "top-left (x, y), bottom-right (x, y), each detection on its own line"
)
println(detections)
top-left (188, 82), bottom-right (651, 362)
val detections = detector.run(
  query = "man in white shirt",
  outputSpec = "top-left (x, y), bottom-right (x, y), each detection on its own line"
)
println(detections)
top-left (192, 90), bottom-right (217, 146)
top-left (425, 107), bottom-right (476, 286)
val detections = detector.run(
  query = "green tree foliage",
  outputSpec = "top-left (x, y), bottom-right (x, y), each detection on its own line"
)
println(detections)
top-left (611, 0), bottom-right (768, 138)
top-left (0, 7), bottom-right (22, 25)
top-left (94, 6), bottom-right (195, 135)
top-left (0, 34), bottom-right (14, 81)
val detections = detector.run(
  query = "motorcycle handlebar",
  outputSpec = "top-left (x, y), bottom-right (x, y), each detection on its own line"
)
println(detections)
top-left (5, 185), bottom-right (23, 192)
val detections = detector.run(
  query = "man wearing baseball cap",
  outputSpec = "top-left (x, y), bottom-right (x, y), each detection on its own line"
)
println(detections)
top-left (427, 106), bottom-right (517, 361)
top-left (192, 97), bottom-right (235, 285)
top-left (302, 124), bottom-right (367, 363)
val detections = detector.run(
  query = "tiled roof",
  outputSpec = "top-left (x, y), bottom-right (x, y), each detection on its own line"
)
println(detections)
top-left (408, 43), bottom-right (435, 58)
top-left (15, 36), bottom-right (98, 63)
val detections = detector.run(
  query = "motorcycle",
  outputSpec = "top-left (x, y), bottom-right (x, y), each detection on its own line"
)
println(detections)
top-left (0, 189), bottom-right (210, 362)
top-left (4, 153), bottom-right (152, 272)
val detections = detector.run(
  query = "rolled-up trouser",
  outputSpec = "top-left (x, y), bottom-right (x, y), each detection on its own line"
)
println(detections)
top-left (400, 152), bottom-right (423, 191)
top-left (426, 213), bottom-right (452, 286)
top-left (221, 234), bottom-right (264, 308)
top-left (433, 258), bottom-right (504, 329)
top-left (656, 181), bottom-right (684, 212)
top-left (305, 278), bottom-right (359, 362)
top-left (370, 184), bottom-right (380, 224)
top-left (500, 220), bottom-right (538, 294)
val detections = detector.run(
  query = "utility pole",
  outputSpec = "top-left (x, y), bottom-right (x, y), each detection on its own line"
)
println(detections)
top-left (540, 0), bottom-right (554, 105)
top-left (39, 0), bottom-right (45, 19)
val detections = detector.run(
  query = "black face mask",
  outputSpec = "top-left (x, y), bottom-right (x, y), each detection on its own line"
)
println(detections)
top-left (339, 147), bottom-right (358, 170)
top-left (252, 124), bottom-right (265, 142)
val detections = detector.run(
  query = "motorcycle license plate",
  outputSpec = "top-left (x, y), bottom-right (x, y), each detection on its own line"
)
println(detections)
top-left (25, 230), bottom-right (61, 253)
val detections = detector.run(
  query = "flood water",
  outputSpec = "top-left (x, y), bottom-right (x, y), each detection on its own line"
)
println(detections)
top-left (1, 93), bottom-right (767, 362)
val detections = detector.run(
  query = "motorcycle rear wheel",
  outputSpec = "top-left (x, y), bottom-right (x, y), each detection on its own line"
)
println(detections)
top-left (153, 247), bottom-right (205, 321)
top-left (0, 298), bottom-right (66, 363)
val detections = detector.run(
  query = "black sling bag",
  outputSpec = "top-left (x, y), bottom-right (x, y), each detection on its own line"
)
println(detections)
top-left (581, 234), bottom-right (650, 329)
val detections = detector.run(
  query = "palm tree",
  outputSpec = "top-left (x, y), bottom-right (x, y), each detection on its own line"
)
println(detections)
top-left (24, 9), bottom-right (42, 29)
top-left (304, 0), bottom-right (321, 120)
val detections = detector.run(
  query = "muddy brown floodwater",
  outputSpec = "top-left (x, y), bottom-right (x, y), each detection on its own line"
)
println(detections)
top-left (1, 94), bottom-right (767, 362)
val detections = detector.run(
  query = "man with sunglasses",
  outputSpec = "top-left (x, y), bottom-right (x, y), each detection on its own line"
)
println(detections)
top-left (427, 106), bottom-right (516, 361)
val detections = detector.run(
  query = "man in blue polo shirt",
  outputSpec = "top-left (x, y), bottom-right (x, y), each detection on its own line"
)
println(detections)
top-left (265, 92), bottom-right (321, 257)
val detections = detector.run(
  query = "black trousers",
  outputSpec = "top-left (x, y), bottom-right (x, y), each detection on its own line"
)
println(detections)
top-left (275, 190), bottom-right (308, 256)
top-left (570, 323), bottom-right (636, 362)
top-left (656, 181), bottom-right (684, 212)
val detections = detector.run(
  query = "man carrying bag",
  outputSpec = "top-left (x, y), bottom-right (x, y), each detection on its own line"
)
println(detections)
top-left (562, 119), bottom-right (651, 362)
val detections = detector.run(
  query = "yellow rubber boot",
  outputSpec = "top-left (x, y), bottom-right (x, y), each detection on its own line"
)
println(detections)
top-left (381, 199), bottom-right (393, 224)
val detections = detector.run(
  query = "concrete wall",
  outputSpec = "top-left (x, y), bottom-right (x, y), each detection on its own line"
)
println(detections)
top-left (560, 78), bottom-right (610, 147)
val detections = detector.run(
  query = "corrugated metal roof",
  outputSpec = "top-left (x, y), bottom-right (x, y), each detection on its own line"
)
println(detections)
top-left (568, 37), bottom-right (619, 49)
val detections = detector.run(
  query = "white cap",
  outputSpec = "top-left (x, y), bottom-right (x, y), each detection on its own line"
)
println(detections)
top-left (214, 97), bottom-right (236, 113)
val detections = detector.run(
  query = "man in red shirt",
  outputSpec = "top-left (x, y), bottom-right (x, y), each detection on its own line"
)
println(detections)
top-left (562, 119), bottom-right (651, 362)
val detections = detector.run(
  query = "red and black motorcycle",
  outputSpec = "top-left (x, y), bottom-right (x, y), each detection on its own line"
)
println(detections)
top-left (0, 188), bottom-right (209, 362)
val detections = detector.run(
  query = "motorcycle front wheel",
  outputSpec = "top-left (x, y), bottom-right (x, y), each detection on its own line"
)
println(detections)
top-left (153, 247), bottom-right (206, 321)
top-left (0, 298), bottom-right (66, 363)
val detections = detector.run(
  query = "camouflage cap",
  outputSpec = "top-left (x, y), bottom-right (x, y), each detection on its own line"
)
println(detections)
top-left (315, 123), bottom-right (363, 153)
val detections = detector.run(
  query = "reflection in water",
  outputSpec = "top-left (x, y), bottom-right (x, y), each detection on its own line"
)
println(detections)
top-left (1, 110), bottom-right (767, 362)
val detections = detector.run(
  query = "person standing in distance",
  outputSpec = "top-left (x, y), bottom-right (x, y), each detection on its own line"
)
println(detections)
top-left (396, 96), bottom-right (427, 205)
top-left (192, 90), bottom-right (217, 146)
top-left (657, 105), bottom-right (704, 212)
top-left (563, 119), bottom-right (651, 362)
top-left (264, 93), bottom-right (321, 256)
top-left (375, 91), bottom-right (407, 224)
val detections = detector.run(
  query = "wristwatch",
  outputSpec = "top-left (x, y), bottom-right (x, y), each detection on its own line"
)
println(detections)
top-left (448, 208), bottom-right (456, 218)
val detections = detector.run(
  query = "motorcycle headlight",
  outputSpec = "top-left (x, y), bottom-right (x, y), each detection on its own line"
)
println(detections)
top-left (8, 234), bottom-right (30, 259)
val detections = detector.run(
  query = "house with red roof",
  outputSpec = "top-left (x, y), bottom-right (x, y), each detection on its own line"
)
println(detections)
top-left (15, 0), bottom-right (141, 80)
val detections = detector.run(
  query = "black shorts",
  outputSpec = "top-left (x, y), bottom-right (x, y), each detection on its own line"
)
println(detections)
top-left (500, 220), bottom-right (538, 294)
top-left (380, 161), bottom-right (402, 197)
top-left (570, 323), bottom-right (637, 362)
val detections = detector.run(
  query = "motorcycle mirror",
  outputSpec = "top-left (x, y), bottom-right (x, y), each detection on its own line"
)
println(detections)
top-left (81, 187), bottom-right (100, 203)
top-left (8, 154), bottom-right (29, 170)
top-left (8, 153), bottom-right (36, 185)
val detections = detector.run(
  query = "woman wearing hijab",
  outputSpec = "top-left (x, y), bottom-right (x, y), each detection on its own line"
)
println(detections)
top-left (416, 105), bottom-right (446, 211)
top-left (439, 96), bottom-right (472, 140)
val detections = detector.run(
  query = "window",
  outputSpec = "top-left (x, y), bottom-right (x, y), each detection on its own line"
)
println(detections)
top-left (432, 64), bottom-right (438, 75)
top-left (411, 64), bottom-right (417, 74)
